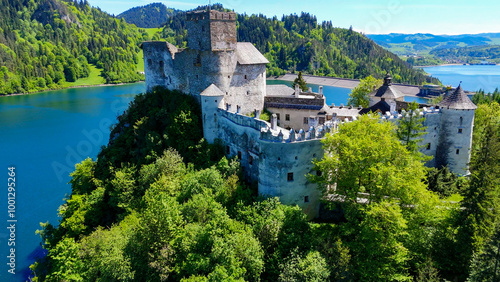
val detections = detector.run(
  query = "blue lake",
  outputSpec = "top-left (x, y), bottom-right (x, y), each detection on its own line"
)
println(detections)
top-left (421, 65), bottom-right (500, 93)
top-left (0, 83), bottom-right (145, 281)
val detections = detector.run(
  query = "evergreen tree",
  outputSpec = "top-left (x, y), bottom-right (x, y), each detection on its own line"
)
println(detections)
top-left (292, 71), bottom-right (308, 92)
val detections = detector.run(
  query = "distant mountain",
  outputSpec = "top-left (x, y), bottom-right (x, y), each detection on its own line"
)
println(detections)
top-left (117, 3), bottom-right (179, 28)
top-left (367, 33), bottom-right (500, 56)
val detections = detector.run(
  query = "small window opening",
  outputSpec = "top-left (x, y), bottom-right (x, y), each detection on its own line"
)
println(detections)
top-left (427, 143), bottom-right (431, 150)
top-left (237, 151), bottom-right (242, 159)
top-left (249, 155), bottom-right (253, 165)
top-left (295, 156), bottom-right (298, 160)
top-left (313, 153), bottom-right (317, 158)
top-left (285, 114), bottom-right (290, 121)
top-left (460, 116), bottom-right (463, 125)
top-left (287, 172), bottom-right (294, 182)
top-left (247, 90), bottom-right (250, 95)
top-left (244, 75), bottom-right (247, 79)
top-left (304, 196), bottom-right (309, 203)
top-left (276, 113), bottom-right (280, 120)
top-left (458, 128), bottom-right (463, 134)
top-left (456, 149), bottom-right (460, 155)
top-left (303, 117), bottom-right (308, 124)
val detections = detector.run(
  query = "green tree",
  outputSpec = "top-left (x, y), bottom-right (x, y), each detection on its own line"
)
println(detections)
top-left (347, 75), bottom-right (382, 108)
top-left (278, 250), bottom-right (330, 281)
top-left (348, 201), bottom-right (411, 281)
top-left (313, 114), bottom-right (431, 208)
top-left (396, 101), bottom-right (427, 153)
top-left (292, 71), bottom-right (308, 92)
top-left (469, 222), bottom-right (500, 281)
top-left (455, 102), bottom-right (500, 279)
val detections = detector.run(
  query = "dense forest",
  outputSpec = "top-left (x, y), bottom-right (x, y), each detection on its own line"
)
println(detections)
top-left (0, 0), bottom-right (145, 95)
top-left (158, 4), bottom-right (438, 85)
top-left (117, 2), bottom-right (179, 28)
top-left (32, 86), bottom-right (500, 281)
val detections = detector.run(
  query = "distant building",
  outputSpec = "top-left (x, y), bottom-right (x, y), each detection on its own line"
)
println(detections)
top-left (142, 9), bottom-right (476, 218)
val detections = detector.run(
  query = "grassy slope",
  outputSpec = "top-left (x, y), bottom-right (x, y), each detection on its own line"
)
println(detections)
top-left (61, 65), bottom-right (106, 87)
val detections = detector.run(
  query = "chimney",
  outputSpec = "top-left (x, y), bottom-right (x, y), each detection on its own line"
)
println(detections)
top-left (294, 84), bottom-right (300, 96)
top-left (319, 86), bottom-right (323, 96)
top-left (254, 109), bottom-right (260, 118)
top-left (271, 114), bottom-right (278, 130)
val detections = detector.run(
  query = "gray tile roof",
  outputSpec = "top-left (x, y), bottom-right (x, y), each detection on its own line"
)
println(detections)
top-left (236, 42), bottom-right (269, 65)
top-left (438, 85), bottom-right (477, 110)
top-left (266, 85), bottom-right (295, 97)
top-left (200, 84), bottom-right (225, 96)
top-left (369, 72), bottom-right (404, 99)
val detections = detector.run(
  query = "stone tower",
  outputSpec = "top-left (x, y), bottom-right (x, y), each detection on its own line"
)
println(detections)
top-left (186, 10), bottom-right (237, 51)
top-left (436, 85), bottom-right (477, 174)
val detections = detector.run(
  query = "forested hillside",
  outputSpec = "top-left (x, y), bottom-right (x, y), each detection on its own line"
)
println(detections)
top-left (0, 0), bottom-right (144, 95)
top-left (117, 2), bottom-right (179, 28)
top-left (160, 5), bottom-right (437, 85)
top-left (32, 86), bottom-right (500, 281)
top-left (431, 45), bottom-right (500, 64)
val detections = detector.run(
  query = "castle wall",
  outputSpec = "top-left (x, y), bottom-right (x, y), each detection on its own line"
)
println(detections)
top-left (258, 140), bottom-right (323, 219)
top-left (439, 108), bottom-right (475, 174)
top-left (143, 42), bottom-right (176, 91)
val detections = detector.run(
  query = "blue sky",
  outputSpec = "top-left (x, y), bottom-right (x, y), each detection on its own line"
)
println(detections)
top-left (87, 0), bottom-right (500, 35)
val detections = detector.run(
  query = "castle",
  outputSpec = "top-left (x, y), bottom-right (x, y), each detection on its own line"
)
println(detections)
top-left (142, 9), bottom-right (476, 218)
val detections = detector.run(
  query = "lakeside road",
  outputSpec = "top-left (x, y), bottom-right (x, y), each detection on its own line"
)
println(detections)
top-left (274, 73), bottom-right (422, 97)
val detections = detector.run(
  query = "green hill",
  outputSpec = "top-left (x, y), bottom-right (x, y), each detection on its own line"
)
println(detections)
top-left (117, 2), bottom-right (180, 28)
top-left (159, 5), bottom-right (437, 85)
top-left (0, 0), bottom-right (144, 95)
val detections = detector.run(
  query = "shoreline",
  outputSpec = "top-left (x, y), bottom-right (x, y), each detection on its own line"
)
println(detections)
top-left (0, 81), bottom-right (145, 97)
top-left (415, 63), bottom-right (463, 68)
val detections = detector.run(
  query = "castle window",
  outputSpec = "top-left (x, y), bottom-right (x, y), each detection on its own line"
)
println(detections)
top-left (313, 153), bottom-right (316, 158)
top-left (215, 100), bottom-right (217, 103)
top-left (427, 143), bottom-right (431, 150)
top-left (456, 149), bottom-right (460, 155)
top-left (194, 54), bottom-right (201, 66)
top-left (287, 172), bottom-right (294, 182)
top-left (196, 74), bottom-right (199, 79)
top-left (460, 116), bottom-right (463, 125)
top-left (244, 75), bottom-right (247, 79)
top-left (228, 75), bottom-right (230, 79)
top-left (226, 146), bottom-right (230, 155)
top-left (147, 59), bottom-right (152, 66)
top-left (249, 155), bottom-right (253, 165)
top-left (238, 151), bottom-right (242, 159)
top-left (303, 117), bottom-right (308, 124)
top-left (159, 61), bottom-right (164, 74)
top-left (304, 196), bottom-right (309, 203)
top-left (285, 114), bottom-right (290, 121)
top-left (458, 128), bottom-right (463, 134)
top-left (247, 91), bottom-right (250, 95)
top-left (276, 114), bottom-right (280, 120)
top-left (295, 156), bottom-right (298, 160)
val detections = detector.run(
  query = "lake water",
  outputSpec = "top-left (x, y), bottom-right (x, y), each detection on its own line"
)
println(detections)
top-left (421, 65), bottom-right (500, 93)
top-left (0, 83), bottom-right (145, 281)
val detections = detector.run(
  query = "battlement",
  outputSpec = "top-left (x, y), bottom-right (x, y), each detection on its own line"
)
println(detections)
top-left (380, 107), bottom-right (441, 121)
top-left (186, 10), bottom-right (236, 21)
top-left (218, 109), bottom-right (334, 143)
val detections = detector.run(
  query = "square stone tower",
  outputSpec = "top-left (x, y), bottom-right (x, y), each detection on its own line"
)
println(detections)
top-left (186, 10), bottom-right (237, 51)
